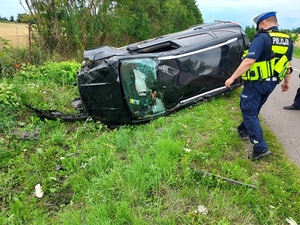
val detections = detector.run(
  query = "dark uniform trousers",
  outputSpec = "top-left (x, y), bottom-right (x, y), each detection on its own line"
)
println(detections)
top-left (292, 87), bottom-right (300, 108)
top-left (238, 80), bottom-right (277, 152)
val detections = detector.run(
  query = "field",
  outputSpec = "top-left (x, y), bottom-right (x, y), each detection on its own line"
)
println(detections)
top-left (0, 22), bottom-right (29, 48)
top-left (294, 37), bottom-right (300, 48)
top-left (0, 22), bottom-right (28, 36)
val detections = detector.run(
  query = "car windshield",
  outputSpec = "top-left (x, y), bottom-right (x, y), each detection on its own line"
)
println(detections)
top-left (120, 58), bottom-right (166, 119)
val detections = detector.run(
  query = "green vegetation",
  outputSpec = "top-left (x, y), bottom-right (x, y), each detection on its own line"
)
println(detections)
top-left (244, 26), bottom-right (300, 58)
top-left (1, 0), bottom-right (203, 73)
top-left (293, 47), bottom-right (300, 58)
top-left (0, 61), bottom-right (299, 224)
top-left (17, 0), bottom-right (203, 58)
top-left (244, 25), bottom-right (299, 44)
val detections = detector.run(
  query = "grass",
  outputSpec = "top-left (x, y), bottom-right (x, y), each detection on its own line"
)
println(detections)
top-left (0, 59), bottom-right (300, 224)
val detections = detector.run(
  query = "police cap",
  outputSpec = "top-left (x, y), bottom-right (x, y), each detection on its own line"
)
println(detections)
top-left (253, 11), bottom-right (277, 29)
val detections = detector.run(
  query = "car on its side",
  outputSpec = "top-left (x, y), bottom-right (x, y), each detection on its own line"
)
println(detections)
top-left (77, 21), bottom-right (249, 126)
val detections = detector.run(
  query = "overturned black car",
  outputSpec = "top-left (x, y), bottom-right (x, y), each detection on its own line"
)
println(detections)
top-left (77, 21), bottom-right (249, 125)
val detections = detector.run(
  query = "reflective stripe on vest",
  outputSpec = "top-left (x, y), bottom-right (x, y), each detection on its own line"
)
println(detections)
top-left (241, 31), bottom-right (290, 81)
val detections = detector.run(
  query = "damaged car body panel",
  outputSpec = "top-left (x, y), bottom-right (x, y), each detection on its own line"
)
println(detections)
top-left (77, 21), bottom-right (249, 125)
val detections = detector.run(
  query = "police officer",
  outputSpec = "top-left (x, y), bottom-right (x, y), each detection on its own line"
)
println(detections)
top-left (225, 11), bottom-right (294, 160)
top-left (284, 85), bottom-right (300, 110)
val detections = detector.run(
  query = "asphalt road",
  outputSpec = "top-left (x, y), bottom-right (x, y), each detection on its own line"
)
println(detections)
top-left (260, 57), bottom-right (300, 167)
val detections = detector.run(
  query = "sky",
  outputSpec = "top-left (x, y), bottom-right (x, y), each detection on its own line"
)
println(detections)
top-left (196, 0), bottom-right (300, 30)
top-left (0, 0), bottom-right (27, 19)
top-left (0, 0), bottom-right (299, 30)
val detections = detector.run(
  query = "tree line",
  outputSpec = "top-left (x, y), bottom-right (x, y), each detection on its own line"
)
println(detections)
top-left (13, 0), bottom-right (202, 59)
top-left (2, 0), bottom-right (299, 63)
top-left (245, 25), bottom-right (299, 44)
top-left (0, 16), bottom-right (15, 22)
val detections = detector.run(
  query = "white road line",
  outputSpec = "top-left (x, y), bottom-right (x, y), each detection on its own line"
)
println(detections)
top-left (293, 68), bottom-right (300, 72)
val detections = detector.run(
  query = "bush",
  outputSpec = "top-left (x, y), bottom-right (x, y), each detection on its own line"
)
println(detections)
top-left (15, 61), bottom-right (81, 85)
top-left (39, 61), bottom-right (81, 85)
top-left (0, 37), bottom-right (31, 77)
top-left (10, 61), bottom-right (81, 112)
top-left (0, 81), bottom-right (20, 132)
top-left (0, 81), bottom-right (20, 109)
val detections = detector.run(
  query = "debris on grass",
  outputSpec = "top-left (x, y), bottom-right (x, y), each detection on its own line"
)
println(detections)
top-left (194, 205), bottom-right (208, 215)
top-left (9, 127), bottom-right (39, 140)
top-left (184, 148), bottom-right (192, 152)
top-left (35, 184), bottom-right (44, 198)
top-left (195, 168), bottom-right (258, 189)
top-left (286, 217), bottom-right (298, 225)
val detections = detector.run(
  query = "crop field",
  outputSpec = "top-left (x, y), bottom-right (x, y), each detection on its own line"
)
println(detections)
top-left (0, 22), bottom-right (29, 48)
top-left (0, 22), bottom-right (28, 36)
top-left (295, 38), bottom-right (300, 48)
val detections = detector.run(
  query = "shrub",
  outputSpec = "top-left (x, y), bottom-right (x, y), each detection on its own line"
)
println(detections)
top-left (39, 61), bottom-right (81, 85)
top-left (0, 81), bottom-right (20, 110)
top-left (0, 81), bottom-right (19, 132)
top-left (0, 38), bottom-right (30, 77)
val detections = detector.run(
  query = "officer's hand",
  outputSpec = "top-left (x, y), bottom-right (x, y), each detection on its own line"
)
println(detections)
top-left (225, 77), bottom-right (235, 88)
top-left (281, 82), bottom-right (289, 92)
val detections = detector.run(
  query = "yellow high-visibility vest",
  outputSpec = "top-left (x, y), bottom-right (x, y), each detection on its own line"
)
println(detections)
top-left (241, 31), bottom-right (291, 81)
